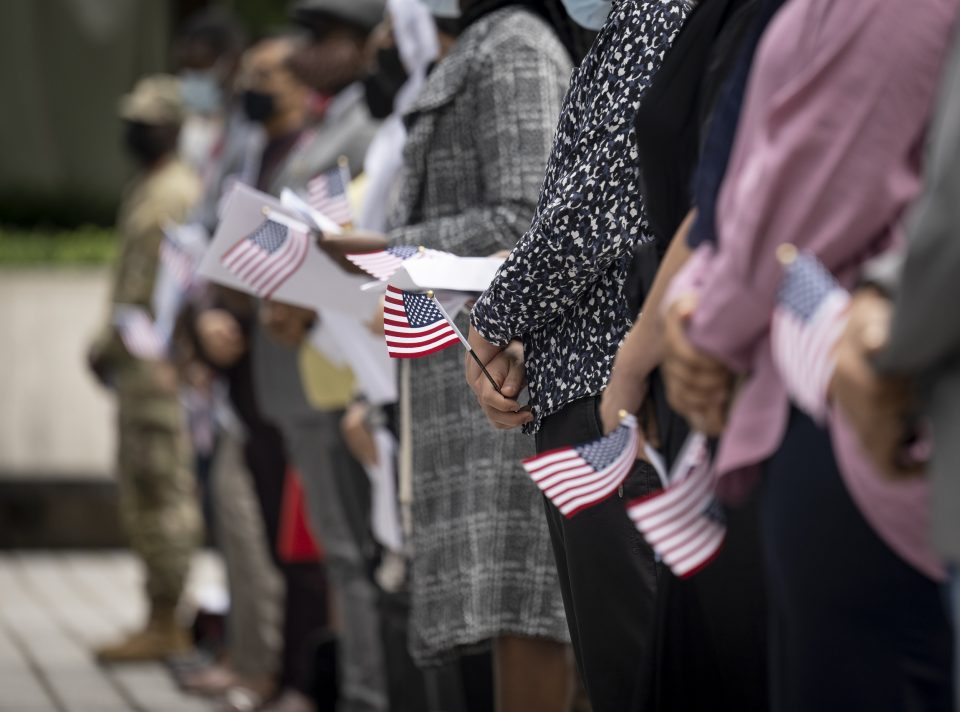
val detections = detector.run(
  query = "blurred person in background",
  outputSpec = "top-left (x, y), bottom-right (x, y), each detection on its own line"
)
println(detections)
top-left (341, 0), bottom-right (443, 709)
top-left (286, 0), bottom-right (384, 163)
top-left (247, 9), bottom-right (389, 709)
top-left (193, 24), bottom-right (382, 711)
top-left (168, 9), bottom-right (290, 706)
top-left (831, 26), bottom-right (960, 709)
top-left (191, 35), bottom-right (331, 712)
top-left (171, 5), bottom-right (249, 542)
top-left (87, 75), bottom-right (203, 663)
top-left (175, 5), bottom-right (247, 177)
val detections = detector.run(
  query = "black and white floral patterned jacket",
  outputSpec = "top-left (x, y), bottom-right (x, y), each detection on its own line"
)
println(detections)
top-left (471, 0), bottom-right (693, 432)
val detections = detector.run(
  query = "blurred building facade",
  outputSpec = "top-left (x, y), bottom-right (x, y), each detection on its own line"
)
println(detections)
top-left (0, 0), bottom-right (285, 227)
top-left (0, 1), bottom-right (171, 225)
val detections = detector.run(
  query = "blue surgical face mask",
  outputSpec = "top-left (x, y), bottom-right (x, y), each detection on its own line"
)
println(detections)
top-left (180, 70), bottom-right (223, 115)
top-left (561, 0), bottom-right (611, 31)
top-left (420, 0), bottom-right (460, 20)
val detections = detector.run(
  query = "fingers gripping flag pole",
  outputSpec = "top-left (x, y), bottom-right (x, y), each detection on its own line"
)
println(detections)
top-left (522, 411), bottom-right (640, 518)
top-left (626, 432), bottom-right (726, 579)
top-left (429, 291), bottom-right (503, 395)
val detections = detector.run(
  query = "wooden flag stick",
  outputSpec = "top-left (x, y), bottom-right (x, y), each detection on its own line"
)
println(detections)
top-left (428, 291), bottom-right (503, 395)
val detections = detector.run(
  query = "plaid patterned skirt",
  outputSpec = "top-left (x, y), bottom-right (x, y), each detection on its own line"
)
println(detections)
top-left (404, 334), bottom-right (570, 665)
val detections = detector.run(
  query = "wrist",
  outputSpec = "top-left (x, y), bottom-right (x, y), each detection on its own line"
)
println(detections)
top-left (605, 371), bottom-right (648, 413)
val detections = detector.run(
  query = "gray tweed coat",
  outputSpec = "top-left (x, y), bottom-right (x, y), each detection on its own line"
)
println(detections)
top-left (386, 6), bottom-right (572, 664)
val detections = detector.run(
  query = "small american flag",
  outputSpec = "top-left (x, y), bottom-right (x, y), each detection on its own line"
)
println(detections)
top-left (307, 163), bottom-right (353, 226)
top-left (523, 414), bottom-right (640, 518)
top-left (383, 285), bottom-right (461, 358)
top-left (159, 233), bottom-right (197, 291)
top-left (771, 249), bottom-right (850, 422)
top-left (221, 216), bottom-right (309, 298)
top-left (347, 245), bottom-right (447, 282)
top-left (113, 305), bottom-right (165, 360)
top-left (626, 433), bottom-right (725, 579)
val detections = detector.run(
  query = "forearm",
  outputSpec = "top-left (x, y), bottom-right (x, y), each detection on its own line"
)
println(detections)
top-left (607, 213), bottom-right (695, 405)
top-left (319, 231), bottom-right (389, 274)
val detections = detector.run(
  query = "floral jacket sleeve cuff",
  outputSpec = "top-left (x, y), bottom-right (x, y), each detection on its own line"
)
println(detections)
top-left (470, 293), bottom-right (515, 348)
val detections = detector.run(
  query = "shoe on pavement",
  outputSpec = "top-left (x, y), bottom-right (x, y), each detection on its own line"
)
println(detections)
top-left (95, 607), bottom-right (193, 663)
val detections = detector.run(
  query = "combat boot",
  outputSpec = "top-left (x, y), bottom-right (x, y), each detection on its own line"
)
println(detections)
top-left (95, 605), bottom-right (192, 663)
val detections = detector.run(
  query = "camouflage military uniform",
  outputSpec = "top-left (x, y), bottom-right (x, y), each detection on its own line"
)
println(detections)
top-left (91, 157), bottom-right (203, 610)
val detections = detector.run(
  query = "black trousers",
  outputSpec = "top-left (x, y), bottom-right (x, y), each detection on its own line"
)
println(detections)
top-left (762, 409), bottom-right (953, 712)
top-left (652, 491), bottom-right (769, 711)
top-left (536, 396), bottom-right (661, 712)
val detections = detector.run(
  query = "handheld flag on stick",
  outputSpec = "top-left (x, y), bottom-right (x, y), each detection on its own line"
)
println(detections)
top-left (771, 244), bottom-right (850, 422)
top-left (221, 211), bottom-right (310, 298)
top-left (430, 292), bottom-right (503, 395)
top-left (382, 287), bottom-right (504, 395)
top-left (383, 286), bottom-right (461, 358)
top-left (159, 232), bottom-right (199, 292)
top-left (347, 244), bottom-right (447, 282)
top-left (113, 305), bottom-right (166, 360)
top-left (522, 411), bottom-right (640, 518)
top-left (626, 432), bottom-right (725, 578)
top-left (307, 157), bottom-right (353, 227)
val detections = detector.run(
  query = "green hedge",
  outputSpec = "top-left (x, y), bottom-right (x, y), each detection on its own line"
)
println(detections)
top-left (0, 226), bottom-right (117, 266)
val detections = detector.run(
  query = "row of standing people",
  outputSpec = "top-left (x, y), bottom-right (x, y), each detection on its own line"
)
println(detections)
top-left (90, 0), bottom-right (960, 710)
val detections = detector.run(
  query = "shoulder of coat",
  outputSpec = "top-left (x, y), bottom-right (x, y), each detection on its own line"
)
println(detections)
top-left (129, 159), bottom-right (201, 226)
top-left (473, 7), bottom-right (569, 67)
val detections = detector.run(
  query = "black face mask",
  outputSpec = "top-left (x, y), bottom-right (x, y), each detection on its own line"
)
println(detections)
top-left (123, 121), bottom-right (169, 165)
top-left (242, 90), bottom-right (277, 123)
top-left (362, 47), bottom-right (409, 119)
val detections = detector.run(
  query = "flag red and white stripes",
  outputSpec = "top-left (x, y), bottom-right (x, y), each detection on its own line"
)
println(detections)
top-left (307, 163), bottom-right (353, 226)
top-left (347, 245), bottom-right (447, 282)
top-left (523, 414), bottom-right (640, 518)
top-left (114, 305), bottom-right (165, 360)
top-left (221, 215), bottom-right (309, 298)
top-left (383, 285), bottom-right (461, 358)
top-left (159, 235), bottom-right (197, 291)
top-left (627, 433), bottom-right (725, 578)
top-left (771, 249), bottom-right (850, 422)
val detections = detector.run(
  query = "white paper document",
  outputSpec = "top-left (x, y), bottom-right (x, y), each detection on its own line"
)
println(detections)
top-left (197, 184), bottom-right (379, 318)
top-left (387, 254), bottom-right (505, 293)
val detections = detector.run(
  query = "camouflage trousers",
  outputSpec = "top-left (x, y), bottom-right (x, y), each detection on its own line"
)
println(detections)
top-left (116, 368), bottom-right (202, 609)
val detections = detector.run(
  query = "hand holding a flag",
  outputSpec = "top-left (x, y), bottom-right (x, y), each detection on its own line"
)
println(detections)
top-left (662, 293), bottom-right (733, 436)
top-left (830, 288), bottom-right (921, 479)
top-left (464, 326), bottom-right (533, 430)
top-left (314, 230), bottom-right (389, 275)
